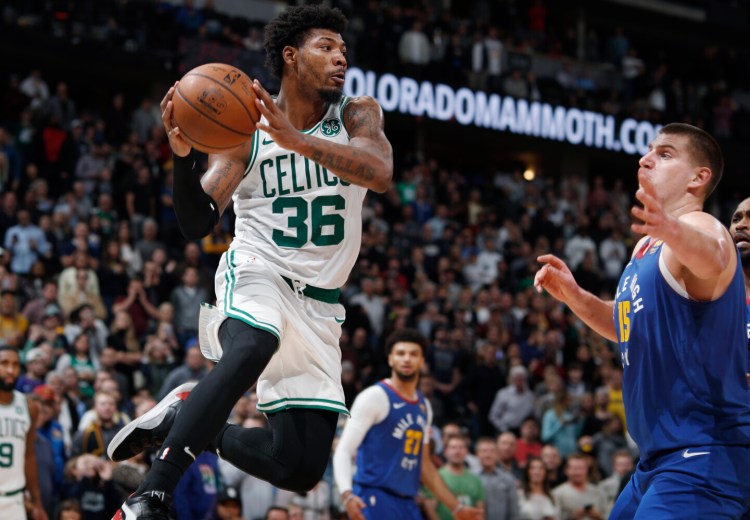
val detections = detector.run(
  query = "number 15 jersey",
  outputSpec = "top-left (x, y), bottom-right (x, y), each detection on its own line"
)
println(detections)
top-left (613, 238), bottom-right (750, 460)
top-left (234, 96), bottom-right (367, 289)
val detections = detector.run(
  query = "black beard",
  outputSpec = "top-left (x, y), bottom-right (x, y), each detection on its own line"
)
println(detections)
top-left (394, 370), bottom-right (418, 383)
top-left (740, 249), bottom-right (750, 268)
top-left (0, 377), bottom-right (17, 392)
top-left (318, 88), bottom-right (343, 105)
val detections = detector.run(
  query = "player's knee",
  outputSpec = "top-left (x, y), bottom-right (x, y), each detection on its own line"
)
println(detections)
top-left (218, 318), bottom-right (278, 368)
top-left (278, 465), bottom-right (325, 493)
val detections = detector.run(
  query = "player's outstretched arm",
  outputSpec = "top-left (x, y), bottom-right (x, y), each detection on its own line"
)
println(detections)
top-left (632, 172), bottom-right (736, 300)
top-left (161, 82), bottom-right (247, 239)
top-left (420, 449), bottom-right (484, 520)
top-left (535, 254), bottom-right (617, 342)
top-left (252, 80), bottom-right (393, 193)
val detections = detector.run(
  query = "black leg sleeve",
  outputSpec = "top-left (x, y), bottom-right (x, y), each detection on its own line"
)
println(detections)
top-left (216, 408), bottom-right (338, 493)
top-left (139, 318), bottom-right (278, 495)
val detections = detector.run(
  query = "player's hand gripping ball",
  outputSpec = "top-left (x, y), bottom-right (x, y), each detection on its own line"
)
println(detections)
top-left (171, 63), bottom-right (260, 154)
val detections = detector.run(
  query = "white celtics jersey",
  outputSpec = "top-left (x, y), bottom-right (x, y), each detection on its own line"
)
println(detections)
top-left (233, 96), bottom-right (367, 289)
top-left (0, 391), bottom-right (30, 494)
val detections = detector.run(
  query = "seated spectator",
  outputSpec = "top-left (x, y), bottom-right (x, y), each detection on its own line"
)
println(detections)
top-left (424, 436), bottom-right (485, 519)
top-left (496, 431), bottom-right (523, 481)
top-left (541, 388), bottom-right (584, 459)
top-left (515, 417), bottom-right (543, 469)
top-left (489, 365), bottom-right (535, 435)
top-left (17, 346), bottom-right (50, 393)
top-left (134, 218), bottom-right (164, 265)
top-left (59, 267), bottom-right (107, 321)
top-left (56, 333), bottom-right (99, 400)
top-left (157, 345), bottom-right (206, 400)
top-left (70, 391), bottom-right (126, 457)
top-left (0, 289), bottom-right (28, 348)
top-left (22, 279), bottom-right (60, 325)
top-left (541, 444), bottom-right (566, 489)
top-left (54, 498), bottom-right (83, 520)
top-left (214, 486), bottom-right (243, 520)
top-left (264, 507), bottom-right (290, 520)
top-left (58, 367), bottom-right (87, 439)
top-left (552, 454), bottom-right (607, 520)
top-left (473, 437), bottom-right (519, 520)
top-left (170, 266), bottom-right (207, 349)
top-left (23, 303), bottom-right (68, 357)
top-left (597, 450), bottom-right (634, 518)
top-left (518, 457), bottom-right (559, 520)
top-left (112, 276), bottom-right (159, 339)
top-left (140, 336), bottom-right (175, 398)
top-left (3, 208), bottom-right (52, 275)
top-left (591, 415), bottom-right (629, 478)
top-left (114, 221), bottom-right (142, 278)
top-left (62, 454), bottom-right (120, 519)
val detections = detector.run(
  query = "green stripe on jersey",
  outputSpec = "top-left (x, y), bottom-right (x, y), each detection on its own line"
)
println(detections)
top-left (222, 251), bottom-right (281, 339)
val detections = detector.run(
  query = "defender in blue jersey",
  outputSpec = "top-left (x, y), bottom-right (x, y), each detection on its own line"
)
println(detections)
top-left (729, 197), bottom-right (750, 383)
top-left (333, 330), bottom-right (482, 520)
top-left (535, 124), bottom-right (750, 519)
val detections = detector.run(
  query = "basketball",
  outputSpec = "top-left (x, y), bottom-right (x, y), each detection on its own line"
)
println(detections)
top-left (172, 63), bottom-right (260, 154)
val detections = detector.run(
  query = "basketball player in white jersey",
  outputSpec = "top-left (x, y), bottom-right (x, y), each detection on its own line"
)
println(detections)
top-left (110, 5), bottom-right (392, 519)
top-left (0, 346), bottom-right (46, 520)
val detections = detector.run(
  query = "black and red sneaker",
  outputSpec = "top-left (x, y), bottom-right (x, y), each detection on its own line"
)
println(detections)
top-left (107, 382), bottom-right (196, 462)
top-left (112, 491), bottom-right (172, 520)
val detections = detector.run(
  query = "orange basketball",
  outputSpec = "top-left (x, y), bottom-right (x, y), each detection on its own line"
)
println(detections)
top-left (172, 63), bottom-right (260, 154)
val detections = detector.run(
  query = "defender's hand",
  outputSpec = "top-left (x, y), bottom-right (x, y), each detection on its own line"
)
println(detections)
top-left (161, 81), bottom-right (192, 157)
top-left (631, 171), bottom-right (676, 240)
top-left (534, 254), bottom-right (581, 304)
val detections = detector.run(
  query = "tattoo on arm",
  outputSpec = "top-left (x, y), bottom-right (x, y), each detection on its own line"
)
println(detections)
top-left (345, 102), bottom-right (381, 137)
top-left (311, 150), bottom-right (376, 182)
top-left (308, 100), bottom-right (387, 184)
top-left (202, 159), bottom-right (239, 211)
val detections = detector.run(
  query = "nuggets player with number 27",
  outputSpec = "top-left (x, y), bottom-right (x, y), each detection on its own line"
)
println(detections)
top-left (0, 347), bottom-right (46, 520)
top-left (333, 330), bottom-right (483, 520)
top-left (109, 5), bottom-right (395, 519)
top-left (535, 123), bottom-right (750, 519)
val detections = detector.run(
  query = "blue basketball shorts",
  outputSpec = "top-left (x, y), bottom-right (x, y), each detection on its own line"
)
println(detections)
top-left (352, 484), bottom-right (423, 520)
top-left (610, 444), bottom-right (750, 519)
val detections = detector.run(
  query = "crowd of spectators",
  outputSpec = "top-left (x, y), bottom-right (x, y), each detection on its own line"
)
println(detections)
top-left (0, 1), bottom-right (747, 519)
top-left (4, 0), bottom-right (749, 143)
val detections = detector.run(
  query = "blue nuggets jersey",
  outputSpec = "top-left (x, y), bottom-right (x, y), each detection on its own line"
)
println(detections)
top-left (746, 299), bottom-right (750, 372)
top-left (353, 381), bottom-right (429, 497)
top-left (613, 238), bottom-right (750, 460)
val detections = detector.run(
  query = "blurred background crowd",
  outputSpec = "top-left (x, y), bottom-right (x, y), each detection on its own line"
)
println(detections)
top-left (0, 0), bottom-right (748, 519)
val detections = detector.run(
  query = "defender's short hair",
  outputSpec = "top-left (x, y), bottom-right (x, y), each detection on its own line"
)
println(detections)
top-left (384, 329), bottom-right (427, 356)
top-left (659, 123), bottom-right (724, 197)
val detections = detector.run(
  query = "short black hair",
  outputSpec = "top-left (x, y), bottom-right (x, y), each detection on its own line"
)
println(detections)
top-left (264, 506), bottom-right (289, 519)
top-left (659, 123), bottom-right (724, 197)
top-left (263, 4), bottom-right (348, 78)
top-left (385, 329), bottom-right (427, 357)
